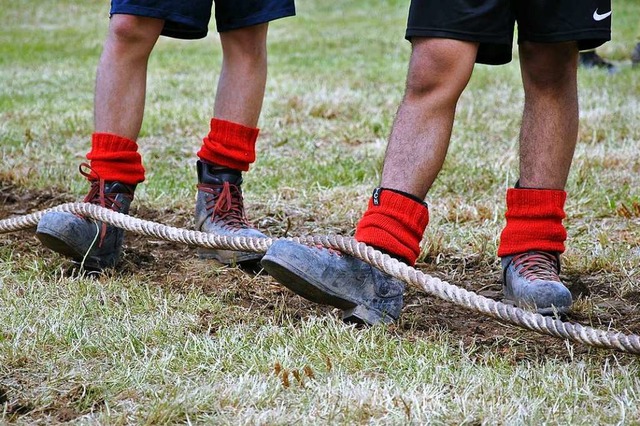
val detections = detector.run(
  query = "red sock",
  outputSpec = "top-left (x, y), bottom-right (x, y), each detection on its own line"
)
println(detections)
top-left (355, 188), bottom-right (429, 266)
top-left (498, 188), bottom-right (567, 257)
top-left (197, 118), bottom-right (259, 171)
top-left (86, 133), bottom-right (145, 184)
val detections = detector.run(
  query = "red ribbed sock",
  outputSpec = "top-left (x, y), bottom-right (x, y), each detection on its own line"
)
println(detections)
top-left (197, 118), bottom-right (259, 171)
top-left (355, 188), bottom-right (429, 265)
top-left (86, 133), bottom-right (145, 184)
top-left (498, 187), bottom-right (567, 257)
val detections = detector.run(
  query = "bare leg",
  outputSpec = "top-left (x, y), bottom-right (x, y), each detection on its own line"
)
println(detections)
top-left (215, 23), bottom-right (269, 127)
top-left (94, 15), bottom-right (164, 140)
top-left (518, 41), bottom-right (579, 189)
top-left (380, 38), bottom-right (478, 199)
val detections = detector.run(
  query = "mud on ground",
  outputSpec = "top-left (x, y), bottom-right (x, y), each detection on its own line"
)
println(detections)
top-left (2, 179), bottom-right (640, 364)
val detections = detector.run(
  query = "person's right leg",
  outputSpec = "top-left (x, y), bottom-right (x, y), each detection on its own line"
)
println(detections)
top-left (355, 38), bottom-right (477, 265)
top-left (380, 38), bottom-right (478, 199)
top-left (262, 38), bottom-right (478, 324)
top-left (94, 15), bottom-right (164, 139)
top-left (37, 15), bottom-right (161, 271)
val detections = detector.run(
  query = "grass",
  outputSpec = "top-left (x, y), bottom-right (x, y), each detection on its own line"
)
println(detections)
top-left (2, 0), bottom-right (640, 424)
top-left (2, 258), bottom-right (639, 424)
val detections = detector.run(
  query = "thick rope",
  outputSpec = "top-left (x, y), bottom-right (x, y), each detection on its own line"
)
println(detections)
top-left (2, 202), bottom-right (639, 354)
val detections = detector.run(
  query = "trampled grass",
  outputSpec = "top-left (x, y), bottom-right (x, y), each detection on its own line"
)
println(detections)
top-left (2, 0), bottom-right (640, 424)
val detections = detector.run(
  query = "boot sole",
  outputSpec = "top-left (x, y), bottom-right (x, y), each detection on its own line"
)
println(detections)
top-left (36, 228), bottom-right (85, 260)
top-left (36, 225), bottom-right (111, 271)
top-left (261, 253), bottom-right (357, 310)
top-left (262, 247), bottom-right (396, 325)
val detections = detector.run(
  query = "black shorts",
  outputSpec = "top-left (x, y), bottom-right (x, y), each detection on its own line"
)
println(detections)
top-left (110, 0), bottom-right (296, 39)
top-left (406, 0), bottom-right (612, 65)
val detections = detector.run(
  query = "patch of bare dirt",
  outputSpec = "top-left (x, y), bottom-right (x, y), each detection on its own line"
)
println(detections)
top-left (0, 383), bottom-right (104, 423)
top-left (2, 179), bottom-right (640, 366)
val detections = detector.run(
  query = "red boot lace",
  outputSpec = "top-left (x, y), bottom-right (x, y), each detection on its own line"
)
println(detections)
top-left (511, 252), bottom-right (560, 282)
top-left (79, 163), bottom-right (131, 247)
top-left (198, 181), bottom-right (253, 230)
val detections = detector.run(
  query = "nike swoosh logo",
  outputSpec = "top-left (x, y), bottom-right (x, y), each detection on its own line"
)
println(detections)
top-left (593, 9), bottom-right (612, 21)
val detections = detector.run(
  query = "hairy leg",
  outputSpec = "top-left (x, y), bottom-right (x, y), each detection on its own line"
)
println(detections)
top-left (380, 38), bottom-right (478, 199)
top-left (94, 14), bottom-right (164, 140)
top-left (215, 23), bottom-right (269, 127)
top-left (518, 41), bottom-right (579, 189)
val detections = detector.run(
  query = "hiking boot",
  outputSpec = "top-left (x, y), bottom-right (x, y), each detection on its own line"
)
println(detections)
top-left (501, 251), bottom-right (572, 315)
top-left (632, 43), bottom-right (640, 68)
top-left (36, 165), bottom-right (135, 271)
top-left (579, 51), bottom-right (617, 73)
top-left (195, 160), bottom-right (266, 265)
top-left (261, 240), bottom-right (405, 325)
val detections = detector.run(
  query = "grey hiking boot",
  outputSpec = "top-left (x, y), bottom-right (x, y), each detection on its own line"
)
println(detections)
top-left (195, 160), bottom-right (266, 265)
top-left (632, 42), bottom-right (640, 68)
top-left (261, 240), bottom-right (405, 325)
top-left (501, 251), bottom-right (572, 315)
top-left (579, 51), bottom-right (617, 74)
top-left (36, 165), bottom-right (135, 271)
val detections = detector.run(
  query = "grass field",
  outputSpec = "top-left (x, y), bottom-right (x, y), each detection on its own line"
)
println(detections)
top-left (2, 1), bottom-right (640, 424)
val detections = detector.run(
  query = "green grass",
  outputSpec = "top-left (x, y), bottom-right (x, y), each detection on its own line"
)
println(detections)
top-left (2, 259), bottom-right (639, 424)
top-left (2, 0), bottom-right (640, 423)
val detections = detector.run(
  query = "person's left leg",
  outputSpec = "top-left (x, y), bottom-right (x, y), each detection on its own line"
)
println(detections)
top-left (498, 41), bottom-right (579, 314)
top-left (195, 24), bottom-right (270, 265)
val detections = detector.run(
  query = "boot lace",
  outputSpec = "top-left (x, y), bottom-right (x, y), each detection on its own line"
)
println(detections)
top-left (198, 181), bottom-right (253, 230)
top-left (79, 163), bottom-right (131, 247)
top-left (512, 252), bottom-right (560, 282)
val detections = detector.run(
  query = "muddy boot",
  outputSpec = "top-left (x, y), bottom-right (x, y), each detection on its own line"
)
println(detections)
top-left (36, 171), bottom-right (135, 271)
top-left (194, 160), bottom-right (266, 265)
top-left (501, 251), bottom-right (572, 315)
top-left (261, 240), bottom-right (405, 325)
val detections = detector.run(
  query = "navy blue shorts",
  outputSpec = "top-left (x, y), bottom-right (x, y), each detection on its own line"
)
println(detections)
top-left (110, 0), bottom-right (296, 39)
top-left (406, 0), bottom-right (612, 65)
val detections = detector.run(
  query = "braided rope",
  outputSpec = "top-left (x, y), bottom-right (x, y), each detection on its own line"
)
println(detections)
top-left (2, 202), bottom-right (639, 354)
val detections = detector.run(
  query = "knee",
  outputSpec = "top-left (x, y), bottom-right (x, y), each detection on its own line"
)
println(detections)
top-left (405, 66), bottom-right (451, 100)
top-left (404, 69), bottom-right (463, 110)
top-left (405, 63), bottom-right (468, 106)
top-left (107, 15), bottom-right (162, 49)
top-left (403, 40), bottom-right (475, 105)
